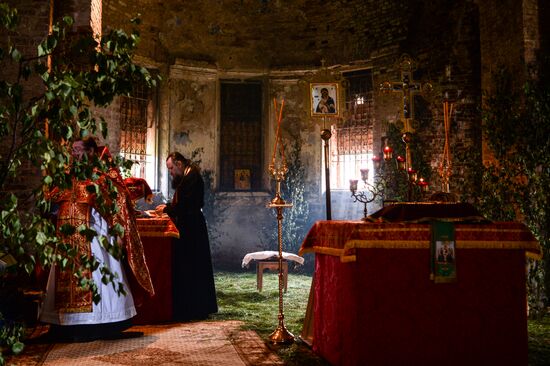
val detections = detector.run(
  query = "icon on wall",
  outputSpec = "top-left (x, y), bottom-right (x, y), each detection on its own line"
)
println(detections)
top-left (310, 82), bottom-right (340, 117)
top-left (234, 169), bottom-right (251, 190)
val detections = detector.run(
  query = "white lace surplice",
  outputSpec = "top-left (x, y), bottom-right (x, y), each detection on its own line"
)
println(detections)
top-left (40, 209), bottom-right (136, 325)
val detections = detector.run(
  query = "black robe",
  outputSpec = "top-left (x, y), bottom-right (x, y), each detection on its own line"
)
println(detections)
top-left (164, 163), bottom-right (218, 321)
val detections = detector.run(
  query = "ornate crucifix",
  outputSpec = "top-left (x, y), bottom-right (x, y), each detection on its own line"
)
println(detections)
top-left (380, 55), bottom-right (431, 171)
top-left (380, 55), bottom-right (430, 133)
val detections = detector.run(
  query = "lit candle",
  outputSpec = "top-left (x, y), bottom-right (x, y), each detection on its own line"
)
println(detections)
top-left (417, 177), bottom-right (429, 192)
top-left (383, 145), bottom-right (393, 161)
top-left (360, 168), bottom-right (369, 182)
top-left (407, 168), bottom-right (417, 182)
top-left (372, 155), bottom-right (381, 170)
top-left (350, 179), bottom-right (358, 193)
top-left (396, 156), bottom-right (406, 171)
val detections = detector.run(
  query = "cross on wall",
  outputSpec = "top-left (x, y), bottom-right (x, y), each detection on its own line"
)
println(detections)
top-left (380, 55), bottom-right (432, 133)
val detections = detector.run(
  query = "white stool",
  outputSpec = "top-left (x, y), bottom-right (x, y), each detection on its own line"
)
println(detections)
top-left (241, 250), bottom-right (304, 292)
top-left (256, 260), bottom-right (288, 292)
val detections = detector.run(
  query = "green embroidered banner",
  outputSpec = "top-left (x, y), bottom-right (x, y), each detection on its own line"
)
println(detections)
top-left (430, 221), bottom-right (457, 283)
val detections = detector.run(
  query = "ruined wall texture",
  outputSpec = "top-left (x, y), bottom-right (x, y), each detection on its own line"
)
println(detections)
top-left (478, 0), bottom-right (543, 162)
top-left (0, 1), bottom-right (51, 204)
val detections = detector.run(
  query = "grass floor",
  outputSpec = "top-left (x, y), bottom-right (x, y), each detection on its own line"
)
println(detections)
top-left (211, 270), bottom-right (550, 366)
top-left (210, 270), bottom-right (329, 366)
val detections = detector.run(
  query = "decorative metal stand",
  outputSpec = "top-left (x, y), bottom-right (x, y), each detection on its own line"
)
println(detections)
top-left (266, 97), bottom-right (294, 345)
top-left (267, 163), bottom-right (294, 345)
top-left (367, 137), bottom-right (429, 205)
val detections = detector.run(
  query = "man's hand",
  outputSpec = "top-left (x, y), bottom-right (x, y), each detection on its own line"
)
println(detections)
top-left (155, 204), bottom-right (166, 216)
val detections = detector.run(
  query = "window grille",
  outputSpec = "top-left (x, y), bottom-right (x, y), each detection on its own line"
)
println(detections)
top-left (330, 70), bottom-right (375, 189)
top-left (219, 81), bottom-right (263, 191)
top-left (120, 84), bottom-right (149, 178)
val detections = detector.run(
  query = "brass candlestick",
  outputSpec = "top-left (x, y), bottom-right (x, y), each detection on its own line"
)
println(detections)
top-left (267, 162), bottom-right (294, 345)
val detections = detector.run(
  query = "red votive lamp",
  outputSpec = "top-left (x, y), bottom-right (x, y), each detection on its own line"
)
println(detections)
top-left (396, 155), bottom-right (406, 171)
top-left (372, 155), bottom-right (381, 170)
top-left (383, 146), bottom-right (393, 161)
top-left (407, 168), bottom-right (417, 182)
top-left (417, 177), bottom-right (429, 192)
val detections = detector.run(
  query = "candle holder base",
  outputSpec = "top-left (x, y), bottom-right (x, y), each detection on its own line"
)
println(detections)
top-left (268, 324), bottom-right (295, 345)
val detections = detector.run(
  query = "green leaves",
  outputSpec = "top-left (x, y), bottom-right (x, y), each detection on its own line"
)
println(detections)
top-left (1, 4), bottom-right (160, 359)
top-left (0, 3), bottom-right (19, 31)
top-left (9, 46), bottom-right (21, 63)
top-left (78, 224), bottom-right (98, 242)
top-left (465, 62), bottom-right (550, 318)
top-left (0, 319), bottom-right (24, 362)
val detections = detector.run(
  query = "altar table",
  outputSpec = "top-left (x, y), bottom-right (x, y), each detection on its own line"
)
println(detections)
top-left (299, 220), bottom-right (541, 366)
top-left (132, 217), bottom-right (179, 324)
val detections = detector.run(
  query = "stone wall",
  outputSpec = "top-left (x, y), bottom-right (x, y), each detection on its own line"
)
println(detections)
top-left (102, 0), bottom-right (168, 65)
top-left (2, 0), bottom-right (546, 271)
top-left (478, 0), bottom-right (543, 162)
top-left (146, 0), bottom-right (486, 269)
top-left (0, 1), bottom-right (51, 203)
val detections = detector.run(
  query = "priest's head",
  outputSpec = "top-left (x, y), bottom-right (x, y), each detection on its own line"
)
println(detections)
top-left (72, 137), bottom-right (98, 161)
top-left (166, 152), bottom-right (188, 188)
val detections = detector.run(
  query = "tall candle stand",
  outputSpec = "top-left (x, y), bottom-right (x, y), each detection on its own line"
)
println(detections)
top-left (267, 162), bottom-right (294, 345)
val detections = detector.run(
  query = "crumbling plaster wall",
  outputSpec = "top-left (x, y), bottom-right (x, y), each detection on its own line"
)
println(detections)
top-left (2, 0), bottom-right (545, 271)
top-left (160, 64), bottom-right (328, 269)
top-left (131, 0), bottom-right (485, 269)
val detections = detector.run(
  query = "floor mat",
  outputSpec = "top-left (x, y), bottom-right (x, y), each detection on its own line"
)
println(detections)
top-left (7, 321), bottom-right (283, 366)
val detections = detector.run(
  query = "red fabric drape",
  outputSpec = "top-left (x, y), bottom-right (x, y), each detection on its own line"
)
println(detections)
top-left (300, 220), bottom-right (538, 366)
top-left (313, 249), bottom-right (528, 366)
top-left (131, 218), bottom-right (179, 324)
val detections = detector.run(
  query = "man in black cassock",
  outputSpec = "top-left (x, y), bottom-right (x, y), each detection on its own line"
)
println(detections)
top-left (157, 152), bottom-right (218, 321)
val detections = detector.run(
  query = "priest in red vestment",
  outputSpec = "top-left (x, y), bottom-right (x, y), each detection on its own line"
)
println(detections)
top-left (40, 138), bottom-right (154, 342)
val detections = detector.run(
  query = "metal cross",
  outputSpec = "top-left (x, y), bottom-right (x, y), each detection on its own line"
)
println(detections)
top-left (380, 55), bottom-right (429, 133)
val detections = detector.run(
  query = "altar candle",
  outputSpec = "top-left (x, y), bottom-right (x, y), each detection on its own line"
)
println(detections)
top-left (272, 99), bottom-right (279, 164)
top-left (407, 168), bottom-right (417, 182)
top-left (383, 145), bottom-right (393, 161)
top-left (272, 98), bottom-right (285, 165)
top-left (417, 177), bottom-right (429, 192)
top-left (372, 155), bottom-right (381, 170)
top-left (396, 155), bottom-right (406, 171)
top-left (279, 99), bottom-right (285, 162)
top-left (360, 168), bottom-right (369, 182)
top-left (350, 179), bottom-right (358, 193)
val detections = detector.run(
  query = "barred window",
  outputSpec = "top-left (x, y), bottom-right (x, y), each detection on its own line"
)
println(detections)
top-left (329, 69), bottom-right (375, 189)
top-left (219, 80), bottom-right (263, 191)
top-left (120, 84), bottom-right (150, 179)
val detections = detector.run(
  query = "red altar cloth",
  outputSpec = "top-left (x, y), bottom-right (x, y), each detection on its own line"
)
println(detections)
top-left (132, 217), bottom-right (179, 324)
top-left (299, 220), bottom-right (541, 366)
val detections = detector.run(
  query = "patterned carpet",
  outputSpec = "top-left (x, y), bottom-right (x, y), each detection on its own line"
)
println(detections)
top-left (6, 321), bottom-right (284, 366)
